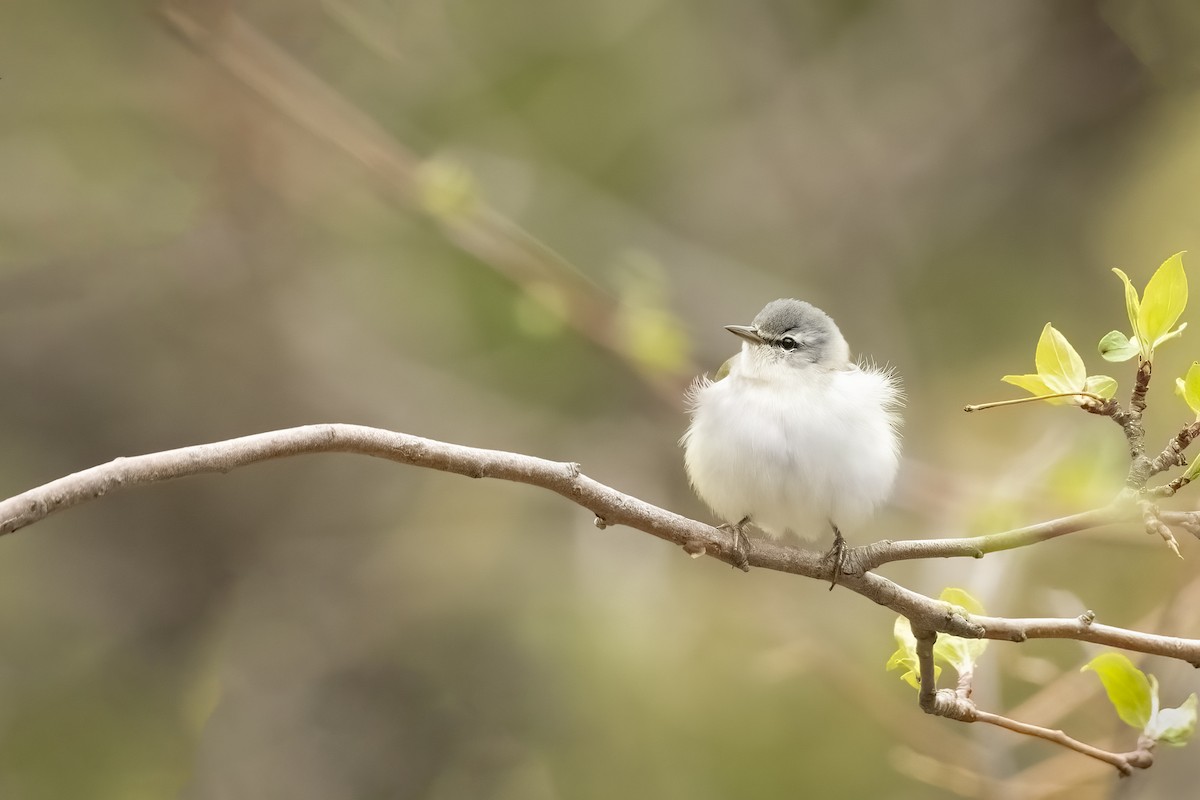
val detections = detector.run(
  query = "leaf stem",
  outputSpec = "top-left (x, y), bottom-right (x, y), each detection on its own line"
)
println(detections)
top-left (963, 392), bottom-right (1106, 413)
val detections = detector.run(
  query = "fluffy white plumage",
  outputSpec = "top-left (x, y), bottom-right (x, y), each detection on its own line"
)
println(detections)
top-left (681, 299), bottom-right (902, 543)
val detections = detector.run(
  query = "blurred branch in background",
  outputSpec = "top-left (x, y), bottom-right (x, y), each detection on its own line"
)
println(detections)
top-left (159, 1), bottom-right (694, 406)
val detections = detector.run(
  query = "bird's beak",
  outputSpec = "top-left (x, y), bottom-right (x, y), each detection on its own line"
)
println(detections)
top-left (724, 324), bottom-right (765, 344)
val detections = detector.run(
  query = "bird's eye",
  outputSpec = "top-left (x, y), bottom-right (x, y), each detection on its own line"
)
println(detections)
top-left (779, 337), bottom-right (798, 351)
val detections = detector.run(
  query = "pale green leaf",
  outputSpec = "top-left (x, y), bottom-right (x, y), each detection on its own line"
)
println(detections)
top-left (1082, 652), bottom-right (1154, 729)
top-left (884, 646), bottom-right (910, 672)
top-left (1112, 268), bottom-right (1143, 342)
top-left (1150, 693), bottom-right (1198, 746)
top-left (1183, 456), bottom-right (1200, 483)
top-left (1001, 373), bottom-right (1052, 397)
top-left (1084, 375), bottom-right (1118, 400)
top-left (897, 668), bottom-right (921, 690)
top-left (887, 616), bottom-right (939, 691)
top-left (932, 589), bottom-right (988, 676)
top-left (1153, 322), bottom-right (1188, 349)
top-left (886, 654), bottom-right (922, 690)
top-left (939, 587), bottom-right (985, 615)
top-left (1098, 330), bottom-right (1139, 362)
top-left (1179, 362), bottom-right (1200, 417)
top-left (892, 615), bottom-right (917, 651)
top-left (1140, 252), bottom-right (1188, 349)
top-left (934, 637), bottom-right (986, 678)
top-left (1034, 323), bottom-right (1086, 395)
top-left (713, 357), bottom-right (734, 382)
top-left (1001, 374), bottom-right (1078, 405)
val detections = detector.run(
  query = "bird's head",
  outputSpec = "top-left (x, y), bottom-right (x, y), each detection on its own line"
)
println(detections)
top-left (725, 298), bottom-right (851, 374)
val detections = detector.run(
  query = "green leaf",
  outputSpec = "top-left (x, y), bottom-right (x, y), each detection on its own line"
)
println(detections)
top-left (887, 617), bottom-right (939, 691)
top-left (1183, 455), bottom-right (1200, 483)
top-left (1178, 362), bottom-right (1200, 417)
top-left (939, 587), bottom-right (985, 615)
top-left (1140, 252), bottom-right (1188, 349)
top-left (1082, 652), bottom-right (1154, 729)
top-left (713, 357), bottom-right (734, 381)
top-left (1150, 692), bottom-right (1198, 746)
top-left (1084, 375), bottom-right (1118, 399)
top-left (1098, 330), bottom-right (1140, 362)
top-left (932, 589), bottom-right (988, 676)
top-left (1154, 321), bottom-right (1188, 349)
top-left (934, 637), bottom-right (986, 678)
top-left (1001, 373), bottom-right (1052, 397)
top-left (1082, 660), bottom-right (1198, 745)
top-left (1034, 323), bottom-right (1086, 395)
top-left (1000, 325), bottom-right (1109, 407)
top-left (1113, 268), bottom-right (1143, 342)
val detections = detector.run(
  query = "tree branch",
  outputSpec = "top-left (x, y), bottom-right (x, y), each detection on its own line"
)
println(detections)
top-left (1078, 358), bottom-right (1154, 489)
top-left (1148, 420), bottom-right (1200, 477)
top-left (0, 424), bottom-right (740, 557)
top-left (1126, 359), bottom-right (1153, 487)
top-left (4, 425), bottom-right (1200, 666)
top-left (853, 505), bottom-right (1133, 571)
top-left (1131, 358), bottom-right (1153, 416)
top-left (969, 710), bottom-right (1151, 775)
top-left (911, 627), bottom-right (1152, 775)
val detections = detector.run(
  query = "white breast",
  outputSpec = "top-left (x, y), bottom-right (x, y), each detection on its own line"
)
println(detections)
top-left (682, 360), bottom-right (901, 541)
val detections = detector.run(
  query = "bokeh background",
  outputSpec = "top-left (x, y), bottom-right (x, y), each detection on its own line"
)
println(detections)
top-left (4, 1), bottom-right (1200, 797)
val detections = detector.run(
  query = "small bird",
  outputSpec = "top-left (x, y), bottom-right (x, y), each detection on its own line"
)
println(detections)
top-left (681, 298), bottom-right (902, 579)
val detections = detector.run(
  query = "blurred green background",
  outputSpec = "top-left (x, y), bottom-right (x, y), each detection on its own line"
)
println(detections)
top-left (4, 0), bottom-right (1200, 797)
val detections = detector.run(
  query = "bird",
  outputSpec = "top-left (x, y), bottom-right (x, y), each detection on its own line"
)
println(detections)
top-left (680, 298), bottom-right (902, 581)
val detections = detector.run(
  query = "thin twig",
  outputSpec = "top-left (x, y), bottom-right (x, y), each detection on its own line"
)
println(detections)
top-left (1140, 501), bottom-right (1183, 557)
top-left (971, 710), bottom-right (1150, 775)
top-left (1150, 474), bottom-right (1196, 498)
top-left (913, 628), bottom-right (943, 713)
top-left (1148, 420), bottom-right (1200, 477)
top-left (853, 505), bottom-right (1132, 571)
top-left (963, 392), bottom-right (1107, 413)
top-left (911, 627), bottom-right (1150, 775)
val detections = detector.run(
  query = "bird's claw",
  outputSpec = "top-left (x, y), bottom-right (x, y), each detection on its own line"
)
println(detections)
top-left (825, 525), bottom-right (847, 590)
top-left (718, 517), bottom-right (752, 571)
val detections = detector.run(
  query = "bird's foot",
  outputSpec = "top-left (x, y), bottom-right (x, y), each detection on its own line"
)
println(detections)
top-left (717, 517), bottom-right (752, 571)
top-left (823, 525), bottom-right (847, 591)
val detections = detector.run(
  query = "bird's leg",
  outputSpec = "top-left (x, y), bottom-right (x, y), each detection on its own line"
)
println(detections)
top-left (717, 516), bottom-right (752, 571)
top-left (824, 522), bottom-right (847, 590)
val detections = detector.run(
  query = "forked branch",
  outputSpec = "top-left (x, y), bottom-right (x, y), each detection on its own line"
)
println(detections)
top-left (911, 629), bottom-right (1154, 775)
